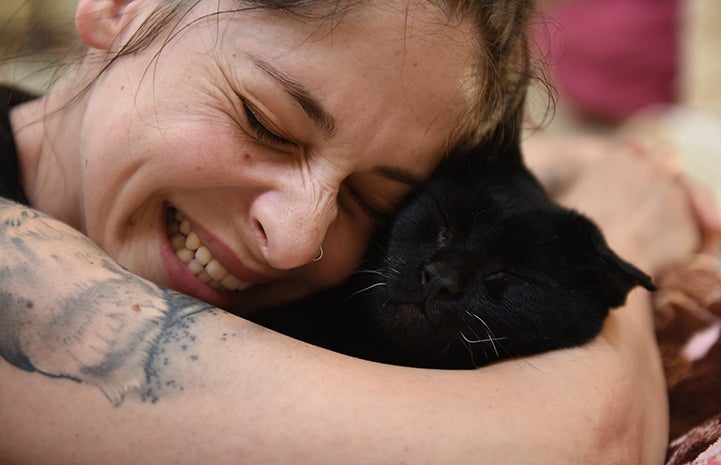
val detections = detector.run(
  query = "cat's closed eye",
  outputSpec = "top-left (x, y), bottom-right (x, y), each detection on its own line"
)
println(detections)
top-left (483, 270), bottom-right (516, 300)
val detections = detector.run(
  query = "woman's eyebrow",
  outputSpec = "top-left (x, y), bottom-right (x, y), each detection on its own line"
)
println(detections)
top-left (250, 57), bottom-right (337, 138)
top-left (248, 56), bottom-right (423, 187)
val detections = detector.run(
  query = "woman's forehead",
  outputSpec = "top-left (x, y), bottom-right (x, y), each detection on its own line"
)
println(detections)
top-left (215, 1), bottom-right (479, 150)
top-left (137, 0), bottom-right (480, 174)
top-left (312, 3), bottom-right (479, 161)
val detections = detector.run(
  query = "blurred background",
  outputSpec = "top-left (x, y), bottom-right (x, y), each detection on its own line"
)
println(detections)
top-left (529, 0), bottom-right (721, 203)
top-left (1, 0), bottom-right (719, 201)
top-left (0, 0), bottom-right (76, 90)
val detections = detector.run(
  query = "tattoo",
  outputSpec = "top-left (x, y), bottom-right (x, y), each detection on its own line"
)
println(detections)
top-left (0, 198), bottom-right (216, 406)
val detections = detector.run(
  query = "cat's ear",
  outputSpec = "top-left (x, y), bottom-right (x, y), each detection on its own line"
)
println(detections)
top-left (595, 246), bottom-right (655, 308)
top-left (581, 219), bottom-right (656, 308)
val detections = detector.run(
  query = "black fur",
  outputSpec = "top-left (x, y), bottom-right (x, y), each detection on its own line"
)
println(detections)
top-left (251, 140), bottom-right (655, 369)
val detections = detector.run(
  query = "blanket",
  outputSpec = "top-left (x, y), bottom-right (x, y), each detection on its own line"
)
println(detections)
top-left (653, 254), bottom-right (721, 465)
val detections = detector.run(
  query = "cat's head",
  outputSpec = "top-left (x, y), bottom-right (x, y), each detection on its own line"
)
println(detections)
top-left (356, 151), bottom-right (655, 369)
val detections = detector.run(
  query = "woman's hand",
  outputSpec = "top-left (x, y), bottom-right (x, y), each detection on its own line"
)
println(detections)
top-left (521, 130), bottom-right (721, 464)
top-left (523, 133), bottom-right (721, 275)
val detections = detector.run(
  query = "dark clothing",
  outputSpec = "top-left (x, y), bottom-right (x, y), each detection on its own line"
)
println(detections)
top-left (0, 85), bottom-right (38, 205)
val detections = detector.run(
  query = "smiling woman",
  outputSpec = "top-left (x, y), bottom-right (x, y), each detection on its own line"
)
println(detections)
top-left (13, 0), bottom-right (478, 312)
top-left (0, 0), bottom-right (703, 464)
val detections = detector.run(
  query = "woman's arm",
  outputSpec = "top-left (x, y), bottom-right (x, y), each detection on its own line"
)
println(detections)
top-left (0, 195), bottom-right (670, 465)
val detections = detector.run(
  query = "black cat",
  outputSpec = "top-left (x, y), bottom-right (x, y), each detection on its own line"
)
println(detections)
top-left (252, 140), bottom-right (655, 369)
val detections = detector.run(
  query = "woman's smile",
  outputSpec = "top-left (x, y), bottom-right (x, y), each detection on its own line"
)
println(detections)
top-left (161, 204), bottom-right (273, 305)
top-left (166, 207), bottom-right (251, 292)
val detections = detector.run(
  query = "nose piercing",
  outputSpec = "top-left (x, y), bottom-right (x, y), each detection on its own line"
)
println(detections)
top-left (313, 246), bottom-right (324, 262)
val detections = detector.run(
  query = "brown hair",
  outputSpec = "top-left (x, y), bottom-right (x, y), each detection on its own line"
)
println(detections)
top-left (445, 0), bottom-right (544, 149)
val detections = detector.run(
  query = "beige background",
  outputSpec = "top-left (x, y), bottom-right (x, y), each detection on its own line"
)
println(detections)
top-left (0, 0), bottom-right (77, 90)
top-left (0, 0), bottom-right (76, 41)
top-left (0, 0), bottom-right (76, 18)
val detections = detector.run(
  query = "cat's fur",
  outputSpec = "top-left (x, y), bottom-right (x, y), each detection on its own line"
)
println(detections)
top-left (252, 140), bottom-right (655, 369)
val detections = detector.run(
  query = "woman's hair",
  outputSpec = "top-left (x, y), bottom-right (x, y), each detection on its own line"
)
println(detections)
top-left (439, 0), bottom-right (541, 149)
top-left (54, 0), bottom-right (550, 153)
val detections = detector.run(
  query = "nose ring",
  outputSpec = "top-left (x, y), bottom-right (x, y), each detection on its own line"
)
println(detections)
top-left (313, 246), bottom-right (324, 262)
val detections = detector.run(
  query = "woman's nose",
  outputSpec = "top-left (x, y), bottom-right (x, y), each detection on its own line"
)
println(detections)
top-left (252, 186), bottom-right (338, 270)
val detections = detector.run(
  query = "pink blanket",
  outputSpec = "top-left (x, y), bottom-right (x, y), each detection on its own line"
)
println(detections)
top-left (653, 254), bottom-right (721, 465)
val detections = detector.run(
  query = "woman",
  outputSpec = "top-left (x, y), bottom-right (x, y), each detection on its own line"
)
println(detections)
top-left (0, 0), bottom-right (718, 463)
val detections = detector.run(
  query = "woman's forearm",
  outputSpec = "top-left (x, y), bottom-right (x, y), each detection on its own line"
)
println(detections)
top-left (1, 306), bottom-right (668, 465)
top-left (0, 198), bottom-right (668, 465)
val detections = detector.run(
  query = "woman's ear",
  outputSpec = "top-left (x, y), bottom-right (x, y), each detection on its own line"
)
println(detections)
top-left (75, 0), bottom-right (140, 51)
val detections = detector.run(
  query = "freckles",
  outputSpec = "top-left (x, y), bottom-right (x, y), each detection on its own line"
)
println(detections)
top-left (239, 151), bottom-right (254, 165)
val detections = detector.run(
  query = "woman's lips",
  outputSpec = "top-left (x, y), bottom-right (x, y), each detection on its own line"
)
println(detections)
top-left (164, 206), bottom-right (270, 295)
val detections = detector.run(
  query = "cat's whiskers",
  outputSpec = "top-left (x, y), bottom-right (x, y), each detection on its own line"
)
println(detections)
top-left (464, 311), bottom-right (506, 358)
top-left (430, 341), bottom-right (453, 362)
top-left (384, 255), bottom-right (406, 273)
top-left (347, 282), bottom-right (387, 300)
top-left (387, 266), bottom-right (402, 276)
top-left (459, 328), bottom-right (490, 362)
top-left (459, 329), bottom-right (507, 353)
top-left (351, 268), bottom-right (388, 278)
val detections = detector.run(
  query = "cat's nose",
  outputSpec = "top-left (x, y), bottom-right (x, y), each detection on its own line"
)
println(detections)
top-left (421, 262), bottom-right (461, 302)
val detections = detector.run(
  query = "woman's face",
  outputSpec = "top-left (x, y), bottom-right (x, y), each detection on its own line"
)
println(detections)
top-left (76, 0), bottom-right (477, 312)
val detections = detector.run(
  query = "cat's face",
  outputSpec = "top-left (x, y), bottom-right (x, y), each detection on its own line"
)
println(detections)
top-left (358, 156), bottom-right (654, 368)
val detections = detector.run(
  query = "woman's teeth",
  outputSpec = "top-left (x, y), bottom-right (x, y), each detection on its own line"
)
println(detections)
top-left (166, 208), bottom-right (250, 292)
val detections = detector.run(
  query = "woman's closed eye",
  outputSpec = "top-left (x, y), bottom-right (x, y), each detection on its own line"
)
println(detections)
top-left (342, 181), bottom-right (391, 224)
top-left (241, 99), bottom-right (293, 146)
top-left (342, 172), bottom-right (420, 225)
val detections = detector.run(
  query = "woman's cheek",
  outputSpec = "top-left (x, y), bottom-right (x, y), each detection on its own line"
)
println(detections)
top-left (319, 216), bottom-right (375, 285)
